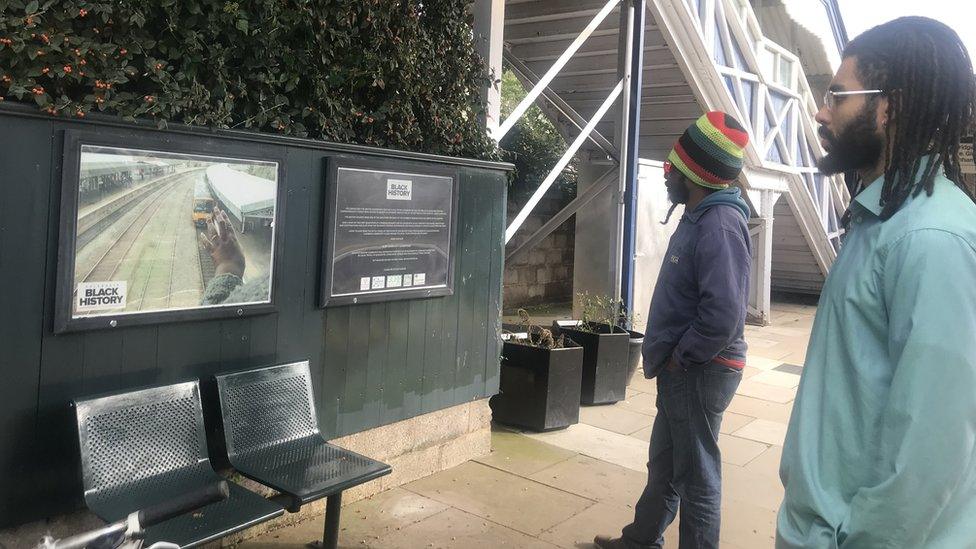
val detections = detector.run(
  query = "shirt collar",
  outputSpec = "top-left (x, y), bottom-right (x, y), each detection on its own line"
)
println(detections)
top-left (852, 155), bottom-right (939, 217)
top-left (853, 176), bottom-right (884, 217)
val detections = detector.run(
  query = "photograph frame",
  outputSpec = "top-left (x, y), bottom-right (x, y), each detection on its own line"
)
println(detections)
top-left (320, 155), bottom-right (460, 307)
top-left (54, 129), bottom-right (287, 333)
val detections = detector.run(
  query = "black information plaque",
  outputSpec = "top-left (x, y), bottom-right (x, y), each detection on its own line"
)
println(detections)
top-left (321, 157), bottom-right (458, 306)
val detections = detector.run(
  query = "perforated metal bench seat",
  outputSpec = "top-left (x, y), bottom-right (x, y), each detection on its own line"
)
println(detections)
top-left (215, 361), bottom-right (392, 548)
top-left (74, 381), bottom-right (284, 548)
top-left (228, 436), bottom-right (390, 507)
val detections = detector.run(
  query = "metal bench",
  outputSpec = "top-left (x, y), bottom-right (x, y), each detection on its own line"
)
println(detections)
top-left (74, 381), bottom-right (284, 548)
top-left (214, 360), bottom-right (392, 549)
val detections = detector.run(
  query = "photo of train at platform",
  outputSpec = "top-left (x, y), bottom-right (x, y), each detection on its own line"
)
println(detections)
top-left (70, 146), bottom-right (279, 317)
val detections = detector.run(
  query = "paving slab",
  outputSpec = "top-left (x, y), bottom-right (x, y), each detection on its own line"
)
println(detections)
top-left (720, 498), bottom-right (780, 547)
top-left (720, 412), bottom-right (756, 435)
top-left (525, 423), bottom-right (650, 473)
top-left (240, 488), bottom-right (449, 548)
top-left (722, 462), bottom-right (786, 512)
top-left (528, 454), bottom-right (646, 509)
top-left (404, 461), bottom-right (594, 536)
top-left (735, 379), bottom-right (798, 404)
top-left (744, 445), bottom-right (784, 478)
top-left (745, 355), bottom-right (786, 371)
top-left (718, 433), bottom-right (770, 466)
top-left (734, 419), bottom-right (789, 446)
top-left (750, 370), bottom-right (801, 389)
top-left (539, 501), bottom-right (680, 549)
top-left (578, 403), bottom-right (655, 436)
top-left (741, 365), bottom-right (763, 379)
top-left (773, 363), bottom-right (804, 375)
top-left (627, 375), bottom-right (658, 395)
top-left (615, 390), bottom-right (658, 416)
top-left (726, 395), bottom-right (795, 424)
top-left (475, 427), bottom-right (577, 477)
top-left (630, 425), bottom-right (653, 442)
top-left (372, 507), bottom-right (561, 549)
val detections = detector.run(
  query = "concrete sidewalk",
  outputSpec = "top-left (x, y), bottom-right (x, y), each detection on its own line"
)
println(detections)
top-left (241, 300), bottom-right (815, 548)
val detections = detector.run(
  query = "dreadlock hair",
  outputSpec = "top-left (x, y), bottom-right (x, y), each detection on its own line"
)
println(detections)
top-left (843, 16), bottom-right (976, 220)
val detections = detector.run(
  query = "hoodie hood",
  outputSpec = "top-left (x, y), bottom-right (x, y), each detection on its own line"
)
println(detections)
top-left (690, 186), bottom-right (750, 221)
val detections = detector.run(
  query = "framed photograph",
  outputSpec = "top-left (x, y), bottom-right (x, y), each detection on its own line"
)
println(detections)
top-left (320, 156), bottom-right (459, 307)
top-left (54, 130), bottom-right (284, 332)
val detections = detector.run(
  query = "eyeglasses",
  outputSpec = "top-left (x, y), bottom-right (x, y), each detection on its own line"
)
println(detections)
top-left (822, 89), bottom-right (884, 110)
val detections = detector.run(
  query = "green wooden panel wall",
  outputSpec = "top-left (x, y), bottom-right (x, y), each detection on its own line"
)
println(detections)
top-left (0, 106), bottom-right (508, 526)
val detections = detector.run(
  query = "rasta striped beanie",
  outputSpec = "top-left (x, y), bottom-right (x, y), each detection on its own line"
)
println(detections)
top-left (667, 111), bottom-right (749, 189)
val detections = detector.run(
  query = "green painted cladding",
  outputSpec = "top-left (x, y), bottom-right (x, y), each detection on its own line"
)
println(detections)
top-left (0, 107), bottom-right (507, 527)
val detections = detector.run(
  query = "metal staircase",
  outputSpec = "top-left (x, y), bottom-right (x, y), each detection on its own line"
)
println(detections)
top-left (501, 0), bottom-right (849, 308)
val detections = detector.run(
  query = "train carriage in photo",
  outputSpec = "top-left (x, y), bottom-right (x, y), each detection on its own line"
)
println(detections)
top-left (204, 164), bottom-right (277, 233)
top-left (192, 179), bottom-right (216, 227)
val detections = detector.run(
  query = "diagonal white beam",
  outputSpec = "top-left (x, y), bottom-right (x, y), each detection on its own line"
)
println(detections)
top-left (492, 0), bottom-right (621, 142)
top-left (504, 49), bottom-right (620, 160)
top-left (506, 168), bottom-right (616, 263)
top-left (505, 79), bottom-right (623, 244)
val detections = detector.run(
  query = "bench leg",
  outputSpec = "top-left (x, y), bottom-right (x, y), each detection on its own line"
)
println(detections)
top-left (322, 492), bottom-right (342, 549)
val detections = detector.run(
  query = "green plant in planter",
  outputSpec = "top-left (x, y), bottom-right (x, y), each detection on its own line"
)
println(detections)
top-left (572, 292), bottom-right (645, 383)
top-left (553, 295), bottom-right (631, 404)
top-left (504, 308), bottom-right (566, 349)
top-left (494, 309), bottom-right (583, 431)
top-left (576, 291), bottom-right (630, 333)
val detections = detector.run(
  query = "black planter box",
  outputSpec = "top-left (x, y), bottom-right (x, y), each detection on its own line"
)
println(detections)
top-left (626, 329), bottom-right (645, 385)
top-left (490, 335), bottom-right (584, 432)
top-left (553, 321), bottom-right (630, 405)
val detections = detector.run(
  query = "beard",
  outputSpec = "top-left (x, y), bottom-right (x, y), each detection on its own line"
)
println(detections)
top-left (817, 107), bottom-right (884, 175)
top-left (661, 177), bottom-right (690, 224)
top-left (666, 178), bottom-right (690, 204)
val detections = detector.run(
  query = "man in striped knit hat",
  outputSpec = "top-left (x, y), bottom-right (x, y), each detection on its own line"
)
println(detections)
top-left (596, 111), bottom-right (752, 549)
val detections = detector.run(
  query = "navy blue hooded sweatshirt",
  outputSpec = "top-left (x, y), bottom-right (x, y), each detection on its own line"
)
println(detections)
top-left (642, 187), bottom-right (752, 378)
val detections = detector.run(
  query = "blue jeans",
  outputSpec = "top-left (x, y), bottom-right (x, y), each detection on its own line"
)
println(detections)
top-left (621, 362), bottom-right (743, 548)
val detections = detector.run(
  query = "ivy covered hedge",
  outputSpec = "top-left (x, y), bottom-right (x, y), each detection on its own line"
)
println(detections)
top-left (0, 0), bottom-right (497, 159)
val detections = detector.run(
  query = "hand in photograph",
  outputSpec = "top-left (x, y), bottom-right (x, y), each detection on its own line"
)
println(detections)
top-left (199, 207), bottom-right (245, 278)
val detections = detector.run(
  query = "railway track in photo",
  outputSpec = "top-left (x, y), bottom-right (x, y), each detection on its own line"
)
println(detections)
top-left (76, 169), bottom-right (196, 251)
top-left (128, 180), bottom-right (191, 311)
top-left (80, 177), bottom-right (183, 285)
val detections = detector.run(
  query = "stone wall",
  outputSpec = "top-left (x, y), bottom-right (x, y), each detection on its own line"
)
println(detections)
top-left (503, 191), bottom-right (575, 310)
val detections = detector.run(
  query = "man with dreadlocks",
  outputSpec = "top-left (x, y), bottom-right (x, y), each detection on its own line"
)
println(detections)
top-left (778, 16), bottom-right (976, 548)
top-left (595, 111), bottom-right (752, 549)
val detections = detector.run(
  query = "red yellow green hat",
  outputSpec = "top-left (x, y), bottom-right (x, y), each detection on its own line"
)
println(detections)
top-left (666, 111), bottom-right (749, 189)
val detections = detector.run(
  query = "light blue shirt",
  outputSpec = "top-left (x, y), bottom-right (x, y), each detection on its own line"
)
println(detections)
top-left (777, 160), bottom-right (976, 548)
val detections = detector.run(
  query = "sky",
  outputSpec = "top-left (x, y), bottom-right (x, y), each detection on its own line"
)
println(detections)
top-left (839, 0), bottom-right (976, 61)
